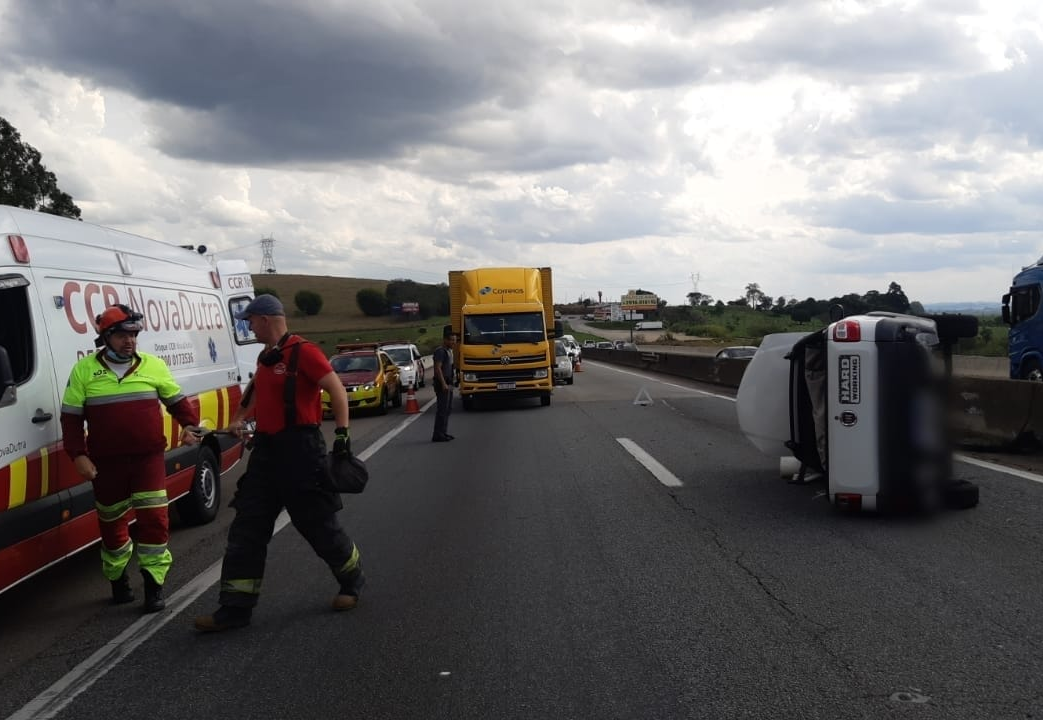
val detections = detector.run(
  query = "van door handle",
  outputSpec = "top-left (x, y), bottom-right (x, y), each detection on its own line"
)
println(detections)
top-left (32, 410), bottom-right (53, 424)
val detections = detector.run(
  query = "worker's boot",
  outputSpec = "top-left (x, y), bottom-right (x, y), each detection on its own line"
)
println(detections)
top-left (332, 567), bottom-right (366, 611)
top-left (193, 605), bottom-right (252, 632)
top-left (140, 569), bottom-right (165, 614)
top-left (110, 571), bottom-right (135, 605)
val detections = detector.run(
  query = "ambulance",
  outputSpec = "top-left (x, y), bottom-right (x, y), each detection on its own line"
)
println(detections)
top-left (0, 205), bottom-right (260, 594)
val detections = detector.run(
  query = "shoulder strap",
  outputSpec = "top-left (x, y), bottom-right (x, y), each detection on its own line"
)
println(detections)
top-left (283, 340), bottom-right (304, 427)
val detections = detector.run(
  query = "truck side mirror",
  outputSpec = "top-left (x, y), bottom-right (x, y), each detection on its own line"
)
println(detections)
top-left (1001, 293), bottom-right (1011, 325)
top-left (0, 346), bottom-right (16, 408)
top-left (553, 320), bottom-right (564, 338)
top-left (828, 304), bottom-right (845, 322)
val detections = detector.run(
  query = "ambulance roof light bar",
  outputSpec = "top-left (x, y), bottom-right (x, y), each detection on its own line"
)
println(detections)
top-left (833, 319), bottom-right (861, 343)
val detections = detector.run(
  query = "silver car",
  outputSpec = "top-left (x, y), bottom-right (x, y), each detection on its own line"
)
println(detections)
top-left (553, 340), bottom-right (574, 385)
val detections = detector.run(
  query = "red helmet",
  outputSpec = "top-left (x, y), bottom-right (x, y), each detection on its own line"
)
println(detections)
top-left (95, 304), bottom-right (144, 343)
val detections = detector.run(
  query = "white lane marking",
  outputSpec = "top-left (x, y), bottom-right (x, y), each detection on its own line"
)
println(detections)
top-left (586, 361), bottom-right (737, 401)
top-left (9, 401), bottom-right (437, 720)
top-left (617, 438), bottom-right (683, 487)
top-left (954, 453), bottom-right (1043, 485)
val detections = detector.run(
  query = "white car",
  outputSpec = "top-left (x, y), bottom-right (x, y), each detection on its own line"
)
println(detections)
top-left (553, 340), bottom-right (574, 385)
top-left (379, 342), bottom-right (426, 389)
top-left (559, 334), bottom-right (582, 362)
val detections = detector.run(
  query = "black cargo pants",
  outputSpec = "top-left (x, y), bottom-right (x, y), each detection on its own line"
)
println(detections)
top-left (217, 426), bottom-right (361, 609)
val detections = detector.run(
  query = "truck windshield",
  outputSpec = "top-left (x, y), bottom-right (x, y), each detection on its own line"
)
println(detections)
top-left (1009, 284), bottom-right (1041, 325)
top-left (465, 312), bottom-right (545, 344)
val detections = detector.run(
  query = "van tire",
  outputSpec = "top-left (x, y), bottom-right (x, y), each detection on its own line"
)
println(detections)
top-left (176, 447), bottom-right (220, 526)
top-left (929, 313), bottom-right (979, 341)
top-left (541, 394), bottom-right (551, 407)
top-left (377, 389), bottom-right (388, 415)
top-left (943, 480), bottom-right (979, 510)
top-left (392, 384), bottom-right (403, 408)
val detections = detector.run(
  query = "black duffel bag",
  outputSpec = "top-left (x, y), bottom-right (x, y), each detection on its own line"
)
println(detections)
top-left (326, 451), bottom-right (369, 494)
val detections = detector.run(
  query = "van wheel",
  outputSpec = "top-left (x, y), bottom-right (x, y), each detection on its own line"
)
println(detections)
top-left (377, 389), bottom-right (388, 415)
top-left (176, 447), bottom-right (220, 526)
top-left (541, 394), bottom-right (551, 407)
top-left (930, 313), bottom-right (979, 341)
top-left (392, 384), bottom-right (403, 408)
top-left (943, 480), bottom-right (979, 510)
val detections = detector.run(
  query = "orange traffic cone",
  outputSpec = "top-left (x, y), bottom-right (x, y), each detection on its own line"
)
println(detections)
top-left (574, 357), bottom-right (583, 372)
top-left (404, 384), bottom-right (420, 414)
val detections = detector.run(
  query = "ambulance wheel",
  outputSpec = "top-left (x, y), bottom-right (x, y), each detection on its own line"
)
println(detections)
top-left (392, 384), bottom-right (403, 408)
top-left (176, 447), bottom-right (220, 526)
top-left (943, 480), bottom-right (979, 510)
top-left (377, 389), bottom-right (388, 415)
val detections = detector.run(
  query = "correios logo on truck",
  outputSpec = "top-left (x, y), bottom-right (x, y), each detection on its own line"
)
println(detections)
top-left (61, 281), bottom-right (225, 335)
top-left (479, 286), bottom-right (524, 295)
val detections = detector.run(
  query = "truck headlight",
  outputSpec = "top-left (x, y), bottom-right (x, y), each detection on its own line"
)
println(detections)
top-left (463, 373), bottom-right (478, 382)
top-left (534, 369), bottom-right (548, 379)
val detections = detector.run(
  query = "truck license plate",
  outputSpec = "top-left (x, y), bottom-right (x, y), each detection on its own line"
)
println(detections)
top-left (497, 382), bottom-right (516, 390)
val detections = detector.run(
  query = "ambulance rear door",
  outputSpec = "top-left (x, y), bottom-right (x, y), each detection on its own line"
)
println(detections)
top-left (0, 268), bottom-right (66, 591)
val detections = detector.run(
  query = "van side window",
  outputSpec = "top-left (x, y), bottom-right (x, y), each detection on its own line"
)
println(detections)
top-left (0, 275), bottom-right (34, 384)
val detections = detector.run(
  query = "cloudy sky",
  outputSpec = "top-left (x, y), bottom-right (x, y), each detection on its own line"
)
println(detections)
top-left (2, 0), bottom-right (1041, 307)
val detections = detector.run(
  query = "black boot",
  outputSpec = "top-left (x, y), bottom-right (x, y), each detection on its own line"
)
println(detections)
top-left (110, 571), bottom-right (135, 605)
top-left (140, 569), bottom-right (165, 613)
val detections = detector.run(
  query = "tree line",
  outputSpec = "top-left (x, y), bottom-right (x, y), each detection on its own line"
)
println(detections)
top-left (686, 281), bottom-right (917, 324)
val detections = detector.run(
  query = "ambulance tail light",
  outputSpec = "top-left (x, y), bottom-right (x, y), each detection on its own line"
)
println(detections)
top-left (833, 319), bottom-right (861, 342)
top-left (8, 235), bottom-right (29, 263)
top-left (834, 493), bottom-right (863, 511)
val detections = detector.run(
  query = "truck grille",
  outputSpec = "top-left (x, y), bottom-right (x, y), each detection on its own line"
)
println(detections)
top-left (468, 353), bottom-right (546, 366)
top-left (473, 369), bottom-right (544, 382)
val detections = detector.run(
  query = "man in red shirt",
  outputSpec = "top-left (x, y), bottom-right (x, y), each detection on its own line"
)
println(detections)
top-left (194, 295), bottom-right (364, 632)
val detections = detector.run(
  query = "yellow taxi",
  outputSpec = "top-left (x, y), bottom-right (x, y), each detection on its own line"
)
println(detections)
top-left (321, 343), bottom-right (403, 416)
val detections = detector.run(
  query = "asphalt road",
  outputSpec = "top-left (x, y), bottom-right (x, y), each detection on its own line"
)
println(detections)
top-left (2, 364), bottom-right (1042, 719)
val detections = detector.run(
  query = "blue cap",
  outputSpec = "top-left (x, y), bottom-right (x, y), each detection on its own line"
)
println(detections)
top-left (234, 294), bottom-right (285, 320)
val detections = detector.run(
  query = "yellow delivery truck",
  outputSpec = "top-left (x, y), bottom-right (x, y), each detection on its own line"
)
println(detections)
top-left (448, 267), bottom-right (561, 410)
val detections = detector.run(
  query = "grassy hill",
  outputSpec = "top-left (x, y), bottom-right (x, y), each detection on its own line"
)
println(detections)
top-left (250, 274), bottom-right (445, 355)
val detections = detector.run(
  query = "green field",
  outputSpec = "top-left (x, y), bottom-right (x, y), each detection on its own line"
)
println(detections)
top-left (249, 274), bottom-right (1008, 357)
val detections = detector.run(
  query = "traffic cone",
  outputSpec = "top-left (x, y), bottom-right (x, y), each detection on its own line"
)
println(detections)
top-left (574, 357), bottom-right (583, 372)
top-left (405, 384), bottom-right (420, 414)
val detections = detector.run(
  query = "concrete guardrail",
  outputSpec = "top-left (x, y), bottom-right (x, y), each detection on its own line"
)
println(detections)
top-left (582, 347), bottom-right (1036, 451)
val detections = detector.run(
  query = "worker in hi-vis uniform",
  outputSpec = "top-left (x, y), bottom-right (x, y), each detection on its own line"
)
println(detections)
top-left (60, 304), bottom-right (200, 613)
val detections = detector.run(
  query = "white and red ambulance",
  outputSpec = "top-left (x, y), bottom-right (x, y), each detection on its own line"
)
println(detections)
top-left (0, 205), bottom-right (259, 594)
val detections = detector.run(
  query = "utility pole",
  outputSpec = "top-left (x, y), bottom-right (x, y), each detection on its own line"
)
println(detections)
top-left (260, 236), bottom-right (277, 274)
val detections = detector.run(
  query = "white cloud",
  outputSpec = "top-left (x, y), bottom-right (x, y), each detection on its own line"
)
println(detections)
top-left (2, 0), bottom-right (1042, 306)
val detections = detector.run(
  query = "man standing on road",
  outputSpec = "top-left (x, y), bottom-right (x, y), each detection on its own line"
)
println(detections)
top-left (194, 294), bottom-right (364, 633)
top-left (60, 304), bottom-right (200, 614)
top-left (432, 327), bottom-right (456, 442)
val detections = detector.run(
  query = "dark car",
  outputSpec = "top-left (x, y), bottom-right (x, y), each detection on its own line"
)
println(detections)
top-left (714, 346), bottom-right (758, 361)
